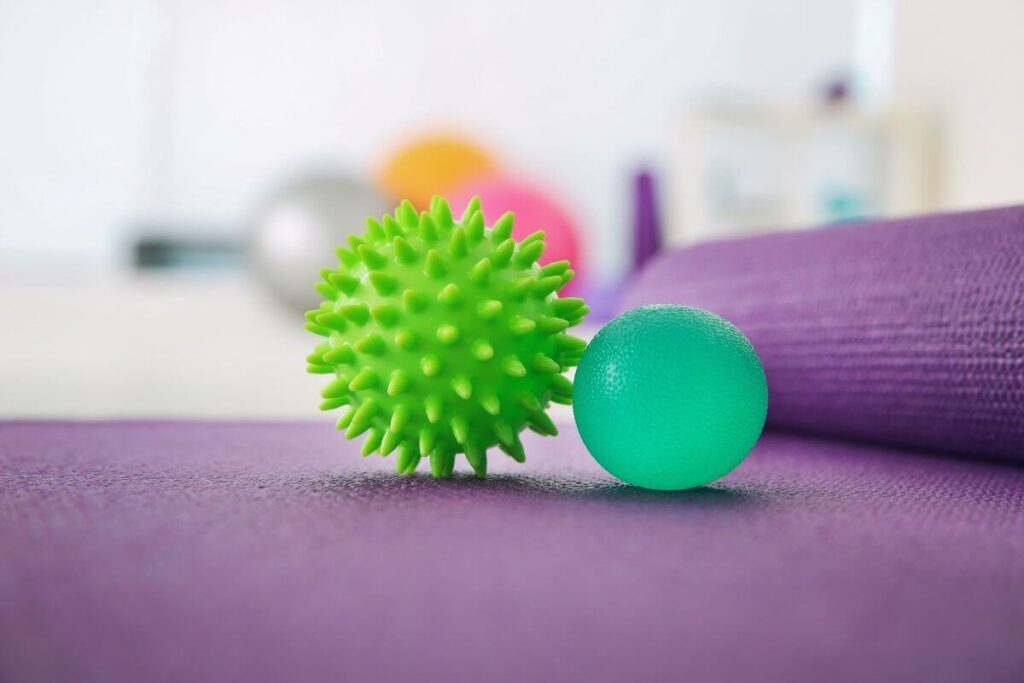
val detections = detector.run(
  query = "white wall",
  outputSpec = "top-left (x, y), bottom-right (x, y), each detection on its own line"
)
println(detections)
top-left (893, 0), bottom-right (1024, 209)
top-left (0, 0), bottom-right (152, 264)
top-left (1, 0), bottom-right (862, 278)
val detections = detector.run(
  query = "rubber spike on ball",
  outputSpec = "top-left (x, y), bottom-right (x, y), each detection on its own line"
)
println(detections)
top-left (307, 196), bottom-right (587, 478)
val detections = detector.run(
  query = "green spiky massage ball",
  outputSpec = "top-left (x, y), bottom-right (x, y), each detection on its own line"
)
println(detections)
top-left (305, 196), bottom-right (588, 478)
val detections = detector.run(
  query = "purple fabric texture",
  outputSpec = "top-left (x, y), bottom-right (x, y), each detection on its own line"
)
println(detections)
top-left (623, 205), bottom-right (1024, 462)
top-left (2, 421), bottom-right (1023, 682)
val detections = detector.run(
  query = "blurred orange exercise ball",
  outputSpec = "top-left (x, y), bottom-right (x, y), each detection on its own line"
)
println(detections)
top-left (378, 134), bottom-right (498, 209)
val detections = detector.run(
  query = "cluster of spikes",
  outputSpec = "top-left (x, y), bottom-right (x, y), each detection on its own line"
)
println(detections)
top-left (305, 195), bottom-right (588, 478)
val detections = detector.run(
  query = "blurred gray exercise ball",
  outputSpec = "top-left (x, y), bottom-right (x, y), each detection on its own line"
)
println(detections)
top-left (249, 171), bottom-right (389, 313)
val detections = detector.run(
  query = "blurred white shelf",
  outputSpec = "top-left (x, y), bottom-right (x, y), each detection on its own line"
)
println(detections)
top-left (668, 103), bottom-right (938, 244)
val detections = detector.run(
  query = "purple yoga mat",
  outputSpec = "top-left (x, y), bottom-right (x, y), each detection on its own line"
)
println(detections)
top-left (2, 421), bottom-right (1023, 682)
top-left (623, 205), bottom-right (1024, 462)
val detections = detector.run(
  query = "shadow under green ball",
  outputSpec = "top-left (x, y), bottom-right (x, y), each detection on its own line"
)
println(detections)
top-left (573, 305), bottom-right (768, 490)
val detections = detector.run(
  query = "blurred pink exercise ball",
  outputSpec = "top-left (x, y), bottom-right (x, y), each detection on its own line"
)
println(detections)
top-left (449, 179), bottom-right (583, 295)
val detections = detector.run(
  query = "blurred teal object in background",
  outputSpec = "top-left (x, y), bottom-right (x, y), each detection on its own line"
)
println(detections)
top-left (821, 187), bottom-right (870, 223)
top-left (131, 234), bottom-right (243, 271)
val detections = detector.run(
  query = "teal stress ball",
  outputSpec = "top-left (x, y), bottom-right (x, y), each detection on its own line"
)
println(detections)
top-left (573, 305), bottom-right (767, 490)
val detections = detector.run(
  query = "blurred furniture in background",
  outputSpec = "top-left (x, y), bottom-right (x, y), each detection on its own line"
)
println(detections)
top-left (669, 103), bottom-right (937, 243)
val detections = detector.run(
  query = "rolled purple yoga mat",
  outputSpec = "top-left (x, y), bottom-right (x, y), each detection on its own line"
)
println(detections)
top-left (622, 205), bottom-right (1024, 462)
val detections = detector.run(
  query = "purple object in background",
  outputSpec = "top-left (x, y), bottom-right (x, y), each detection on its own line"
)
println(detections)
top-left (632, 169), bottom-right (662, 273)
top-left (624, 205), bottom-right (1024, 462)
top-left (2, 421), bottom-right (1023, 682)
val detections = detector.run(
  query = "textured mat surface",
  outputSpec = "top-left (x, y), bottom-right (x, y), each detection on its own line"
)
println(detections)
top-left (624, 205), bottom-right (1024, 461)
top-left (2, 421), bottom-right (1023, 682)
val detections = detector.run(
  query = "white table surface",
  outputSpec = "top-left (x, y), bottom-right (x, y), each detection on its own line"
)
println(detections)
top-left (1, 269), bottom-right (586, 420)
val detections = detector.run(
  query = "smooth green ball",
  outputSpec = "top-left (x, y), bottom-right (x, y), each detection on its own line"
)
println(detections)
top-left (573, 305), bottom-right (767, 490)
